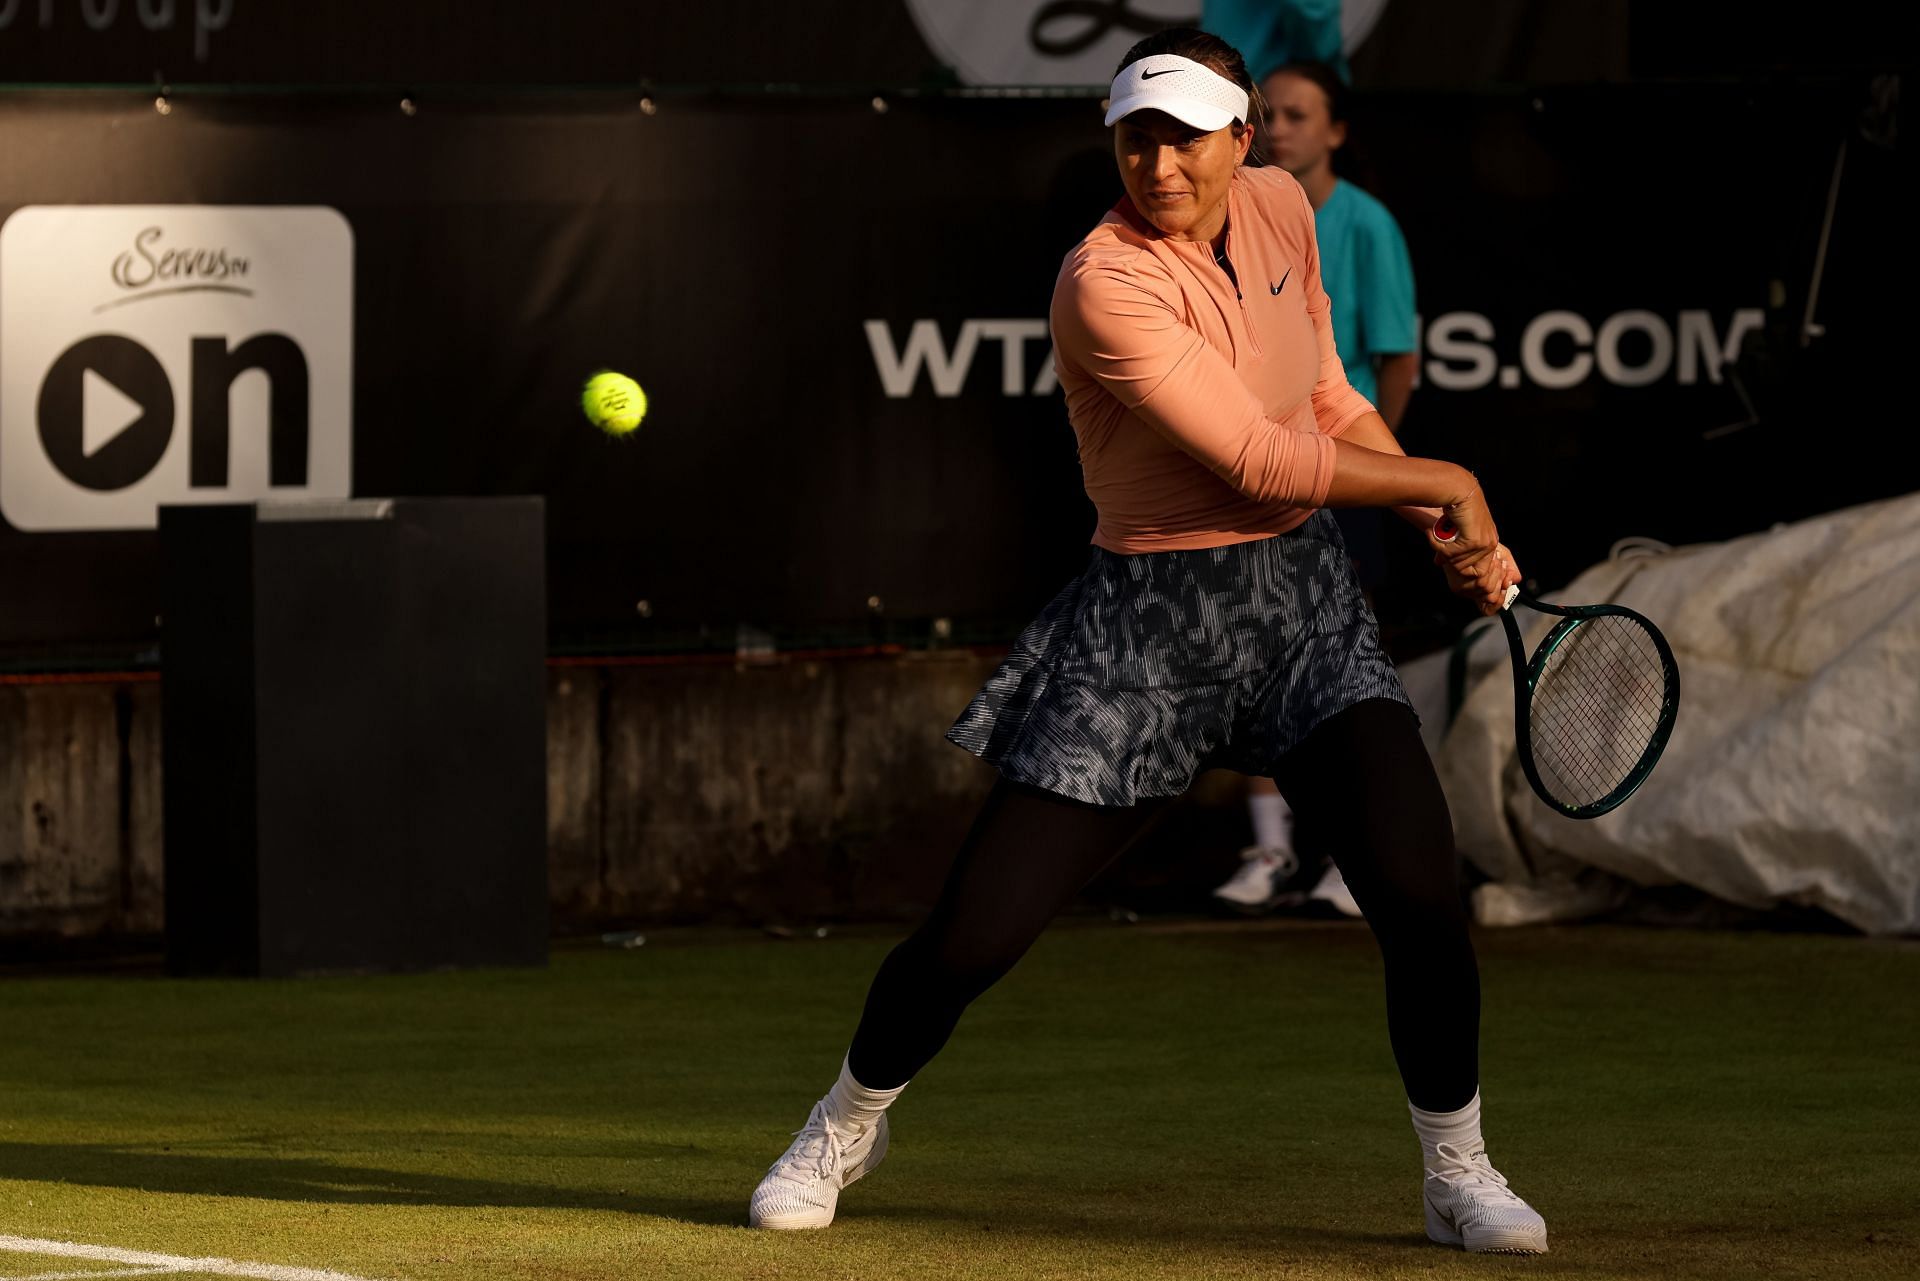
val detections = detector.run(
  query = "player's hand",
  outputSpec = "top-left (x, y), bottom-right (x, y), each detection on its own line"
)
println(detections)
top-left (1426, 485), bottom-right (1499, 570)
top-left (1439, 542), bottom-right (1522, 616)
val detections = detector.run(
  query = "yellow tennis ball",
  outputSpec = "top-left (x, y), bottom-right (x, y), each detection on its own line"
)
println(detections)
top-left (582, 371), bottom-right (647, 436)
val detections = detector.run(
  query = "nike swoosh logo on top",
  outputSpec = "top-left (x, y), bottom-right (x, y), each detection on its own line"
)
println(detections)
top-left (1270, 268), bottom-right (1292, 295)
top-left (1141, 68), bottom-right (1181, 79)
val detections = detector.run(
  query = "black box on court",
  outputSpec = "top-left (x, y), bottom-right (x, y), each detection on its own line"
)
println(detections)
top-left (159, 497), bottom-right (548, 977)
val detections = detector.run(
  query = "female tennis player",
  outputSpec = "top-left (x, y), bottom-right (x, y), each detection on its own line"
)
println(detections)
top-left (749, 28), bottom-right (1547, 1255)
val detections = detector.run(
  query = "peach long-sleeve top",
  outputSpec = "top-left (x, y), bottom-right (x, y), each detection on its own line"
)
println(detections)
top-left (1050, 164), bottom-right (1377, 553)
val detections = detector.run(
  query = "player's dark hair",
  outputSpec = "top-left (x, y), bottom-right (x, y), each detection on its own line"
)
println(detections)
top-left (1271, 60), bottom-right (1349, 125)
top-left (1114, 27), bottom-right (1266, 160)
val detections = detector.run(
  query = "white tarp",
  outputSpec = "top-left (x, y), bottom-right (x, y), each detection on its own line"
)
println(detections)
top-left (1426, 491), bottom-right (1920, 936)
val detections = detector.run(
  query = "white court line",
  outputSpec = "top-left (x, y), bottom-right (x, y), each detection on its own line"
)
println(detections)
top-left (11, 1268), bottom-right (174, 1279)
top-left (0, 1236), bottom-right (387, 1281)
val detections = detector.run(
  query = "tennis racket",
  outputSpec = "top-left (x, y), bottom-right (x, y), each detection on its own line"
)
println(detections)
top-left (1434, 521), bottom-right (1681, 819)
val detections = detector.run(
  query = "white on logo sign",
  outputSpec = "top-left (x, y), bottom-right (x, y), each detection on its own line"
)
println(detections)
top-left (903, 0), bottom-right (1390, 87)
top-left (0, 205), bottom-right (354, 532)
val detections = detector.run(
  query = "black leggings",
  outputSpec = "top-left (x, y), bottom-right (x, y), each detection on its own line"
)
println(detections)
top-left (845, 698), bottom-right (1480, 1113)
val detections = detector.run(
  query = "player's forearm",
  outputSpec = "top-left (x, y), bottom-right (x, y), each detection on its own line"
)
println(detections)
top-left (1321, 438), bottom-right (1475, 512)
top-left (1338, 410), bottom-right (1401, 456)
top-left (1374, 353), bottom-right (1417, 431)
top-left (1333, 412), bottom-right (1445, 527)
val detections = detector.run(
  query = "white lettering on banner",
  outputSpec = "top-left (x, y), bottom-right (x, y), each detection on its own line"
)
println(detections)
top-left (865, 319), bottom-right (980, 398)
top-left (1595, 309), bottom-right (1674, 387)
top-left (0, 0), bottom-right (229, 62)
top-left (974, 319), bottom-right (1050, 396)
top-left (1031, 356), bottom-right (1058, 397)
top-left (1678, 309), bottom-right (1762, 385)
top-left (1419, 307), bottom-right (1764, 392)
top-left (195, 0), bottom-right (230, 60)
top-left (1422, 312), bottom-right (1497, 391)
top-left (0, 205), bottom-right (353, 533)
top-left (1520, 310), bottom-right (1595, 390)
top-left (872, 308), bottom-right (1767, 399)
top-left (865, 319), bottom-right (1057, 398)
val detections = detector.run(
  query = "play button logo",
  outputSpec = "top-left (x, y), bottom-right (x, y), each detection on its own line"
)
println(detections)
top-left (83, 367), bottom-right (147, 458)
top-left (36, 334), bottom-right (175, 491)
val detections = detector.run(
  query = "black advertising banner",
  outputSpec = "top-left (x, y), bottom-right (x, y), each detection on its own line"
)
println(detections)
top-left (0, 1), bottom-right (1896, 91)
top-left (0, 1), bottom-right (947, 90)
top-left (0, 74), bottom-right (1904, 656)
top-left (0, 93), bottom-right (1107, 654)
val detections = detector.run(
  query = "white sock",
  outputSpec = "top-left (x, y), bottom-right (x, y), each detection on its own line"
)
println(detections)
top-left (823, 1055), bottom-right (906, 1135)
top-left (1248, 791), bottom-right (1293, 850)
top-left (1409, 1090), bottom-right (1484, 1171)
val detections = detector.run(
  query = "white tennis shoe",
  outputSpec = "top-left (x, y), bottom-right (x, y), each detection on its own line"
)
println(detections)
top-left (1422, 1142), bottom-right (1549, 1254)
top-left (748, 1099), bottom-right (890, 1229)
top-left (1307, 861), bottom-right (1365, 919)
top-left (1211, 844), bottom-right (1300, 911)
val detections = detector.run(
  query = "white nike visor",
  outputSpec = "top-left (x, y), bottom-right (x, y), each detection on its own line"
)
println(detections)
top-left (1104, 54), bottom-right (1250, 132)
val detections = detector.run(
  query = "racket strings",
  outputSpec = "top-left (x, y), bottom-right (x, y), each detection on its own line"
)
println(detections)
top-left (1528, 615), bottom-right (1669, 808)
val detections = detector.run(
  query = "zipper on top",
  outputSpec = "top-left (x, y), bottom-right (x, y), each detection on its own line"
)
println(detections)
top-left (1212, 229), bottom-right (1263, 358)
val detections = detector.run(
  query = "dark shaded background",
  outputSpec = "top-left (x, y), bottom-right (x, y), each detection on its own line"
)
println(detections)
top-left (0, 0), bottom-right (1906, 664)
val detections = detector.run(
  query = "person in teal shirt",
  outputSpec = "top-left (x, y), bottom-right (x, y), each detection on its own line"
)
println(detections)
top-left (1213, 59), bottom-right (1421, 921)
top-left (1263, 59), bottom-right (1417, 423)
top-left (1201, 0), bottom-right (1348, 84)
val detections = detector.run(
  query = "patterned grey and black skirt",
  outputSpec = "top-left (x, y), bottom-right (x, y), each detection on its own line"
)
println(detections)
top-left (946, 509), bottom-right (1411, 807)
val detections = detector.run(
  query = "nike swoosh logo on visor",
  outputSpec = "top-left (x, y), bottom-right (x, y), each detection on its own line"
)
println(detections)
top-left (1140, 68), bottom-right (1181, 79)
